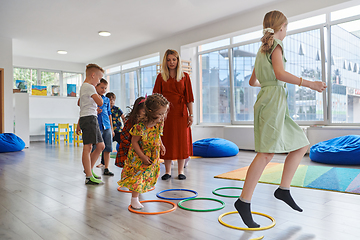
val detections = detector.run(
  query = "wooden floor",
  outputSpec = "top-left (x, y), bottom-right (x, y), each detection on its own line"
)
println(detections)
top-left (0, 142), bottom-right (360, 240)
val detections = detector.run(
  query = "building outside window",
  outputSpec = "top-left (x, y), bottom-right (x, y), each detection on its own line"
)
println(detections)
top-left (233, 42), bottom-right (261, 122)
top-left (199, 49), bottom-right (230, 123)
top-left (198, 5), bottom-right (360, 125)
top-left (331, 20), bottom-right (360, 124)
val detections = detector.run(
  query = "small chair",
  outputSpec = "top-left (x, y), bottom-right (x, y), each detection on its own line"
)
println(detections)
top-left (45, 123), bottom-right (55, 144)
top-left (55, 123), bottom-right (70, 145)
top-left (73, 123), bottom-right (83, 146)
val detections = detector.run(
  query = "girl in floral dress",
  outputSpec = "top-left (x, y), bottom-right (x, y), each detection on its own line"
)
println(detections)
top-left (118, 93), bottom-right (169, 209)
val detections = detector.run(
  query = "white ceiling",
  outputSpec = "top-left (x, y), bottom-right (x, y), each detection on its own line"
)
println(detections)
top-left (1, 0), bottom-right (281, 63)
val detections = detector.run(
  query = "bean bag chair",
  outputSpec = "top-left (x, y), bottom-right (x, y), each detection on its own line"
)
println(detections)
top-left (0, 133), bottom-right (25, 153)
top-left (193, 138), bottom-right (239, 158)
top-left (310, 135), bottom-right (360, 165)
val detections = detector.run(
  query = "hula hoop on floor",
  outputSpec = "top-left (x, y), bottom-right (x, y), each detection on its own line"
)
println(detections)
top-left (156, 188), bottom-right (198, 200)
top-left (117, 186), bottom-right (155, 193)
top-left (178, 197), bottom-right (225, 212)
top-left (250, 236), bottom-right (264, 240)
top-left (218, 211), bottom-right (276, 231)
top-left (212, 186), bottom-right (243, 198)
top-left (128, 200), bottom-right (177, 215)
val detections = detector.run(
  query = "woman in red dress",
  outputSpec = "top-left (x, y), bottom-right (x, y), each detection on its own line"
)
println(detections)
top-left (153, 49), bottom-right (194, 180)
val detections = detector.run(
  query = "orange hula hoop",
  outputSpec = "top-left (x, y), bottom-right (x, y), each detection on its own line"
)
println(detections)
top-left (128, 200), bottom-right (177, 215)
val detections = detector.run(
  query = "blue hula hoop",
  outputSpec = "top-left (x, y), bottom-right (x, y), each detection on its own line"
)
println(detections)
top-left (156, 188), bottom-right (198, 200)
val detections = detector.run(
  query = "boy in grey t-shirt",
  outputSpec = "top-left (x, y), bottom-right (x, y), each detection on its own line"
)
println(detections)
top-left (76, 64), bottom-right (105, 185)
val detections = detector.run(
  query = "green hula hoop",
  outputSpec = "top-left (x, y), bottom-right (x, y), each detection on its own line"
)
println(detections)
top-left (178, 197), bottom-right (225, 212)
top-left (212, 186), bottom-right (243, 198)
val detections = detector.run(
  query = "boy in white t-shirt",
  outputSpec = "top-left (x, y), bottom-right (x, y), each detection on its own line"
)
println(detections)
top-left (76, 64), bottom-right (105, 185)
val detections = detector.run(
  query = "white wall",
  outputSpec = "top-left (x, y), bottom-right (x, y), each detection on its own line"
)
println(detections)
top-left (0, 36), bottom-right (14, 133)
top-left (29, 96), bottom-right (79, 141)
top-left (13, 56), bottom-right (85, 73)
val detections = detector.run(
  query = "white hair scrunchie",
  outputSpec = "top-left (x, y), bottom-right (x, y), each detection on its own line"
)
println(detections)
top-left (263, 28), bottom-right (274, 35)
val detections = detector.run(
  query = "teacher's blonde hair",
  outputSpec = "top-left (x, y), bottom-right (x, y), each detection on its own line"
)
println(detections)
top-left (161, 49), bottom-right (184, 82)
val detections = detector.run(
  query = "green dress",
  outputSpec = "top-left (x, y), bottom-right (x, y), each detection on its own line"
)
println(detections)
top-left (253, 38), bottom-right (309, 153)
top-left (118, 121), bottom-right (163, 193)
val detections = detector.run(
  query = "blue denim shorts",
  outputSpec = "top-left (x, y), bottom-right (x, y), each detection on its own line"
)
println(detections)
top-left (101, 128), bottom-right (113, 152)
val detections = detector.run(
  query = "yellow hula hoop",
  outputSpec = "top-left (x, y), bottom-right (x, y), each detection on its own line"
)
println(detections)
top-left (250, 236), bottom-right (264, 240)
top-left (218, 211), bottom-right (276, 231)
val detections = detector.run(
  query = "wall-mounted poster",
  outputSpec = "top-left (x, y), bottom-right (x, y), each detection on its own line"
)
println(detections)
top-left (15, 80), bottom-right (27, 92)
top-left (51, 85), bottom-right (60, 96)
top-left (32, 85), bottom-right (47, 96)
top-left (67, 84), bottom-right (76, 97)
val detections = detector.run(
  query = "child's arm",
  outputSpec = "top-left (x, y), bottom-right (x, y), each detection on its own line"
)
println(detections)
top-left (131, 136), bottom-right (152, 165)
top-left (109, 115), bottom-right (114, 137)
top-left (76, 118), bottom-right (81, 135)
top-left (160, 138), bottom-right (166, 156)
top-left (77, 98), bottom-right (80, 106)
top-left (249, 69), bottom-right (261, 87)
top-left (91, 93), bottom-right (103, 106)
top-left (272, 46), bottom-right (327, 92)
top-left (121, 114), bottom-right (126, 125)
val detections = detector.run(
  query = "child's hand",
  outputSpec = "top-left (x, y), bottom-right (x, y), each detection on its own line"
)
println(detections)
top-left (76, 124), bottom-right (81, 135)
top-left (112, 131), bottom-right (115, 137)
top-left (309, 81), bottom-right (327, 93)
top-left (141, 155), bottom-right (153, 165)
top-left (97, 107), bottom-right (102, 115)
top-left (160, 144), bottom-right (166, 156)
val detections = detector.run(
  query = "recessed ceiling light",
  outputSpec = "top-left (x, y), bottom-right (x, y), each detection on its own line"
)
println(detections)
top-left (57, 50), bottom-right (67, 54)
top-left (98, 31), bottom-right (111, 37)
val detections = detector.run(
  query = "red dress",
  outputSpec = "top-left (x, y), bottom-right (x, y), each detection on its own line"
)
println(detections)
top-left (153, 72), bottom-right (194, 160)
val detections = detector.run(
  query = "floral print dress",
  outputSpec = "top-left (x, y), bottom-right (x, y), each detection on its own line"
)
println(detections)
top-left (117, 121), bottom-right (163, 193)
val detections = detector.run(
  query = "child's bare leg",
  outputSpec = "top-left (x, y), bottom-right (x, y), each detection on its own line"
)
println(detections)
top-left (235, 152), bottom-right (274, 228)
top-left (131, 191), bottom-right (143, 209)
top-left (103, 151), bottom-right (114, 176)
top-left (82, 144), bottom-right (93, 176)
top-left (90, 142), bottom-right (105, 169)
top-left (274, 145), bottom-right (308, 212)
top-left (241, 153), bottom-right (274, 200)
top-left (103, 151), bottom-right (110, 169)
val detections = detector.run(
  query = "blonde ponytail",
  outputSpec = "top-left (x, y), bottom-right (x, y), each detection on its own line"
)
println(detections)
top-left (260, 10), bottom-right (287, 54)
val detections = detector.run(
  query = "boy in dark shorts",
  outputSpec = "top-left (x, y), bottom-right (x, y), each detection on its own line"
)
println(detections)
top-left (76, 64), bottom-right (105, 185)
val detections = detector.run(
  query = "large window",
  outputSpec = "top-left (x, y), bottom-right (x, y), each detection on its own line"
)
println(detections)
top-left (105, 55), bottom-right (160, 115)
top-left (123, 71), bottom-right (139, 113)
top-left (13, 68), bottom-right (82, 96)
top-left (140, 65), bottom-right (157, 97)
top-left (199, 49), bottom-right (230, 123)
top-left (63, 72), bottom-right (82, 97)
top-left (197, 5), bottom-right (360, 125)
top-left (331, 20), bottom-right (360, 123)
top-left (233, 42), bottom-right (261, 122)
top-left (283, 29), bottom-right (324, 121)
top-left (13, 68), bottom-right (37, 90)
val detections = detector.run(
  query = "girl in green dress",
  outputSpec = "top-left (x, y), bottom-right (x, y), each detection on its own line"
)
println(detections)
top-left (118, 94), bottom-right (169, 209)
top-left (235, 10), bottom-right (327, 228)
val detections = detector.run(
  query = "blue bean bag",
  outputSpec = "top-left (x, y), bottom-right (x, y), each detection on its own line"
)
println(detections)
top-left (193, 138), bottom-right (239, 158)
top-left (310, 135), bottom-right (360, 165)
top-left (0, 133), bottom-right (25, 153)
